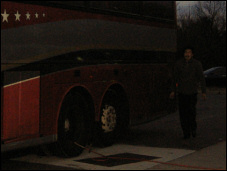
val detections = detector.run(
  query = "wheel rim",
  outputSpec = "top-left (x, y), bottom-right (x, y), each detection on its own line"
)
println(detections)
top-left (64, 118), bottom-right (70, 133)
top-left (101, 104), bottom-right (117, 133)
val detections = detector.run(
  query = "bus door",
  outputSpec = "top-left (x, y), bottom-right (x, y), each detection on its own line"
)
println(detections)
top-left (2, 71), bottom-right (40, 142)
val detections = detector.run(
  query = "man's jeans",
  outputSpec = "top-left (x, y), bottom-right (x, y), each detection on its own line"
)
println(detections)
top-left (178, 93), bottom-right (198, 136)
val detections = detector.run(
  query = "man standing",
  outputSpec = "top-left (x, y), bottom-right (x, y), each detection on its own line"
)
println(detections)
top-left (169, 47), bottom-right (206, 139)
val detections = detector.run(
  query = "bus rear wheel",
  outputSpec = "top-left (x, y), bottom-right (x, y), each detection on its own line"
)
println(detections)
top-left (96, 89), bottom-right (129, 147)
top-left (57, 92), bottom-right (91, 157)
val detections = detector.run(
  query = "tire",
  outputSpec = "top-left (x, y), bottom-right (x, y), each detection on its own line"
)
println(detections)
top-left (95, 89), bottom-right (129, 147)
top-left (56, 92), bottom-right (91, 157)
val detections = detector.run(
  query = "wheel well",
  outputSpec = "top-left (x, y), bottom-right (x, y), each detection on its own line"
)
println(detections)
top-left (56, 86), bottom-right (95, 156)
top-left (107, 84), bottom-right (128, 101)
top-left (60, 86), bottom-right (94, 116)
top-left (58, 86), bottom-right (95, 134)
top-left (105, 84), bottom-right (130, 126)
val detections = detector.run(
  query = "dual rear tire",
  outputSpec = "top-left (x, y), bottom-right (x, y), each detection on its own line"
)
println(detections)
top-left (56, 88), bottom-right (128, 157)
top-left (95, 89), bottom-right (129, 147)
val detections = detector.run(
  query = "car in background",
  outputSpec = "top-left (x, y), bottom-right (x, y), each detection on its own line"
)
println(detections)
top-left (203, 66), bottom-right (226, 86)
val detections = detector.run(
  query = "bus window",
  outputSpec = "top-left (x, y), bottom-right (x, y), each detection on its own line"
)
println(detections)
top-left (47, 1), bottom-right (85, 7)
top-left (90, 1), bottom-right (108, 9)
top-left (142, 1), bottom-right (174, 21)
top-left (104, 1), bottom-right (141, 15)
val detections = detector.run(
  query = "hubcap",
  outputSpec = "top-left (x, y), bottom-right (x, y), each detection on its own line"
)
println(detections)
top-left (101, 105), bottom-right (117, 133)
top-left (64, 118), bottom-right (70, 132)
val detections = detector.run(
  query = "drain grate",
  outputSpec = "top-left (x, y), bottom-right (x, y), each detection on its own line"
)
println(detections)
top-left (75, 153), bottom-right (160, 167)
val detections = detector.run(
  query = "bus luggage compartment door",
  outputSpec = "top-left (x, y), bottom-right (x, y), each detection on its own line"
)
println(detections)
top-left (2, 71), bottom-right (40, 141)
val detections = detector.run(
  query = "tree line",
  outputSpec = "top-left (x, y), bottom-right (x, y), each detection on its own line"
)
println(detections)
top-left (176, 1), bottom-right (226, 70)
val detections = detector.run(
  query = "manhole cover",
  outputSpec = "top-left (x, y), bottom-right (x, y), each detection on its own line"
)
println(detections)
top-left (75, 153), bottom-right (160, 167)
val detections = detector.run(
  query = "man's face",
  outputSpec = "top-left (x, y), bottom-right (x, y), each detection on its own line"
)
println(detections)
top-left (184, 49), bottom-right (193, 61)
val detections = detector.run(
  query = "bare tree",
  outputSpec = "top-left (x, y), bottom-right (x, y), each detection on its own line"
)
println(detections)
top-left (176, 1), bottom-right (226, 69)
top-left (177, 2), bottom-right (198, 28)
top-left (195, 1), bottom-right (226, 32)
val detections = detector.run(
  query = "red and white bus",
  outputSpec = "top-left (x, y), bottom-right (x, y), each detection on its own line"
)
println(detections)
top-left (1, 1), bottom-right (177, 157)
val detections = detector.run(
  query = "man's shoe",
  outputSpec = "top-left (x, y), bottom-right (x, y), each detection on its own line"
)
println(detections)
top-left (192, 130), bottom-right (196, 137)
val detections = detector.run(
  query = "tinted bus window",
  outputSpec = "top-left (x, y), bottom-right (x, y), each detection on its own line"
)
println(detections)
top-left (90, 1), bottom-right (108, 9)
top-left (103, 1), bottom-right (141, 15)
top-left (47, 1), bottom-right (85, 7)
top-left (142, 1), bottom-right (174, 20)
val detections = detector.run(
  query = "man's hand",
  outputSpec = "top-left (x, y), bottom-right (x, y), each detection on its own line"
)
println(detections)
top-left (202, 93), bottom-right (207, 100)
top-left (169, 92), bottom-right (175, 99)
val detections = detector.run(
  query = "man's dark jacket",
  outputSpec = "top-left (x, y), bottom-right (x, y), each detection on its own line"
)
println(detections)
top-left (171, 58), bottom-right (206, 95)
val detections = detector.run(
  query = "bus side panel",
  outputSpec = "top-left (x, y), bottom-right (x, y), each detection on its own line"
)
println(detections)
top-left (39, 75), bottom-right (55, 136)
top-left (2, 84), bottom-right (20, 140)
top-left (38, 64), bottom-right (172, 137)
top-left (19, 78), bottom-right (40, 136)
top-left (2, 75), bottom-right (40, 142)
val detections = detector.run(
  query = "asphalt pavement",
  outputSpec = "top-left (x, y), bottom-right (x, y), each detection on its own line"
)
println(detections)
top-left (147, 141), bottom-right (226, 170)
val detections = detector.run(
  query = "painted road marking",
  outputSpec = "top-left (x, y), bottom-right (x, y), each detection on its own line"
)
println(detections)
top-left (12, 144), bottom-right (195, 170)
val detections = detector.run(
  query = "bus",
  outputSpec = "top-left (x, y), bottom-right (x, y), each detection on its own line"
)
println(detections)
top-left (1, 1), bottom-right (177, 157)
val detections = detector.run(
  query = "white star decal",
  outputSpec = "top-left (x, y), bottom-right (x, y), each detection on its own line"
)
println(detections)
top-left (1, 9), bottom-right (9, 23)
top-left (26, 12), bottom-right (31, 20)
top-left (15, 11), bottom-right (21, 21)
top-left (2, 10), bottom-right (46, 23)
top-left (35, 12), bottom-right (39, 18)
